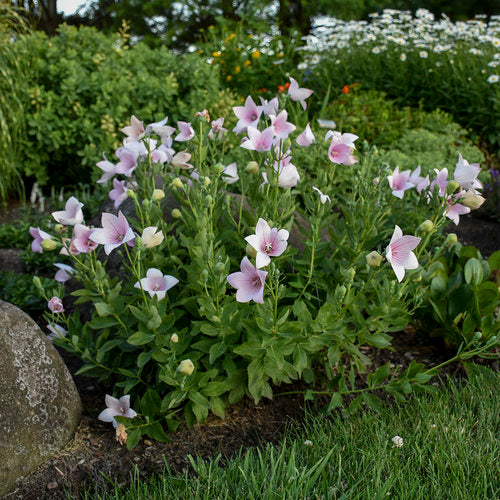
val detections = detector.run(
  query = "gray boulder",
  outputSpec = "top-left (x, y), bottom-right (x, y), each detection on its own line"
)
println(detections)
top-left (0, 300), bottom-right (82, 497)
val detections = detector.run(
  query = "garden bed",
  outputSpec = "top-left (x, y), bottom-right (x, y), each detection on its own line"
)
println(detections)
top-left (4, 321), bottom-right (497, 500)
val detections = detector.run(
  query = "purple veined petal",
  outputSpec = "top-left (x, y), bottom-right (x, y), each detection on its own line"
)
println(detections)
top-left (403, 251), bottom-right (419, 270)
top-left (256, 252), bottom-right (271, 269)
top-left (227, 271), bottom-right (248, 290)
top-left (98, 407), bottom-right (119, 423)
top-left (391, 261), bottom-right (406, 283)
top-left (392, 235), bottom-right (421, 255)
top-left (88, 227), bottom-right (112, 245)
top-left (105, 394), bottom-right (121, 411)
top-left (255, 218), bottom-right (271, 242)
top-left (240, 256), bottom-right (256, 275)
top-left (236, 285), bottom-right (258, 303)
top-left (103, 241), bottom-right (123, 255)
top-left (164, 275), bottom-right (179, 291)
top-left (389, 225), bottom-right (404, 245)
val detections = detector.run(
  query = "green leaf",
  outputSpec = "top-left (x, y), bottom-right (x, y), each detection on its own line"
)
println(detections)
top-left (365, 333), bottom-right (392, 349)
top-left (145, 422), bottom-right (170, 443)
top-left (487, 250), bottom-right (500, 271)
top-left (126, 428), bottom-right (142, 450)
top-left (326, 392), bottom-right (343, 412)
top-left (293, 346), bottom-right (308, 376)
top-left (210, 396), bottom-right (226, 418)
top-left (88, 316), bottom-right (119, 329)
top-left (141, 389), bottom-right (161, 417)
top-left (95, 302), bottom-right (113, 317)
top-left (137, 350), bottom-right (152, 368)
top-left (127, 331), bottom-right (155, 345)
top-left (368, 363), bottom-right (391, 387)
top-left (98, 338), bottom-right (123, 353)
top-left (202, 381), bottom-right (230, 397)
top-left (464, 258), bottom-right (483, 285)
top-left (362, 393), bottom-right (383, 413)
top-left (209, 342), bottom-right (227, 364)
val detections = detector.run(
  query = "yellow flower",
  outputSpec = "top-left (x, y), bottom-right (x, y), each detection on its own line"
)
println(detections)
top-left (208, 25), bottom-right (214, 29)
top-left (252, 50), bottom-right (261, 59)
top-left (244, 59), bottom-right (251, 68)
top-left (212, 51), bottom-right (221, 57)
top-left (226, 75), bottom-right (233, 82)
top-left (278, 52), bottom-right (284, 57)
top-left (248, 34), bottom-right (253, 39)
top-left (229, 33), bottom-right (236, 40)
top-left (234, 65), bottom-right (241, 74)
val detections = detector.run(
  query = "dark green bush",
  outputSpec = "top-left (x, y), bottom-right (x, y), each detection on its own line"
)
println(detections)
top-left (15, 24), bottom-right (229, 190)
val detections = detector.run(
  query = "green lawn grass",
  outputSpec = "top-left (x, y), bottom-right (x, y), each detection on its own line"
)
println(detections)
top-left (86, 371), bottom-right (499, 500)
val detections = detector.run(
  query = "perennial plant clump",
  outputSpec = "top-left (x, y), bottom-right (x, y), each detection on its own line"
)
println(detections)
top-left (32, 79), bottom-right (499, 447)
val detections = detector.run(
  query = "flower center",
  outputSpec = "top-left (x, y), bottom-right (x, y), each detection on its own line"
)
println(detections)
top-left (264, 242), bottom-right (273, 253)
top-left (120, 407), bottom-right (126, 414)
top-left (252, 277), bottom-right (261, 287)
top-left (251, 113), bottom-right (258, 121)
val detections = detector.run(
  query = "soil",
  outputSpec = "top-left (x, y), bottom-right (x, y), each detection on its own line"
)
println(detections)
top-left (1, 205), bottom-right (499, 500)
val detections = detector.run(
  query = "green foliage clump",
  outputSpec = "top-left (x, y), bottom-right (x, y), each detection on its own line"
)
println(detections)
top-left (416, 247), bottom-right (500, 346)
top-left (0, 271), bottom-right (55, 316)
top-left (15, 24), bottom-right (226, 190)
top-left (0, 2), bottom-right (29, 204)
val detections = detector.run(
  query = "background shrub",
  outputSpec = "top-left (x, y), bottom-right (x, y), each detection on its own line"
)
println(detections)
top-left (15, 24), bottom-right (230, 190)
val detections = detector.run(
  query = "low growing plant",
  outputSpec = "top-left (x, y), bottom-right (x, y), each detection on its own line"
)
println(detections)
top-left (32, 81), bottom-right (498, 447)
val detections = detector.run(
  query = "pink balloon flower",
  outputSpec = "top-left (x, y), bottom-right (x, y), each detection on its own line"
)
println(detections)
top-left (134, 268), bottom-right (179, 301)
top-left (98, 395), bottom-right (137, 428)
top-left (233, 96), bottom-right (262, 134)
top-left (245, 218), bottom-right (289, 268)
top-left (51, 196), bottom-right (84, 226)
top-left (288, 77), bottom-right (313, 110)
top-left (385, 225), bottom-right (421, 282)
top-left (89, 211), bottom-right (135, 255)
top-left (227, 256), bottom-right (267, 303)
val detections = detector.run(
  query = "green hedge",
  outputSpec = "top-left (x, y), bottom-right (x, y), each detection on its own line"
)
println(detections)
top-left (15, 25), bottom-right (231, 189)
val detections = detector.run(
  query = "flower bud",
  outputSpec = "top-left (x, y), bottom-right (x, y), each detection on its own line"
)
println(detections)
top-left (418, 219), bottom-right (434, 233)
top-left (373, 177), bottom-right (380, 186)
top-left (200, 269), bottom-right (209, 282)
top-left (127, 189), bottom-right (136, 198)
top-left (152, 189), bottom-right (165, 200)
top-left (346, 268), bottom-right (356, 281)
top-left (172, 177), bottom-right (183, 189)
top-left (246, 243), bottom-right (257, 258)
top-left (473, 331), bottom-right (483, 341)
top-left (205, 194), bottom-right (213, 204)
top-left (54, 224), bottom-right (66, 234)
top-left (172, 208), bottom-right (182, 219)
top-left (177, 359), bottom-right (194, 376)
top-left (41, 238), bottom-right (58, 251)
top-left (33, 276), bottom-right (42, 289)
top-left (283, 138), bottom-right (291, 151)
top-left (445, 233), bottom-right (458, 245)
top-left (170, 333), bottom-right (179, 343)
top-left (335, 285), bottom-right (347, 301)
top-left (48, 296), bottom-right (64, 313)
top-left (245, 161), bottom-right (259, 174)
top-left (215, 163), bottom-right (224, 174)
top-left (461, 191), bottom-right (485, 210)
top-left (446, 180), bottom-right (460, 194)
top-left (366, 251), bottom-right (383, 267)
top-left (203, 176), bottom-right (211, 187)
top-left (215, 261), bottom-right (225, 273)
